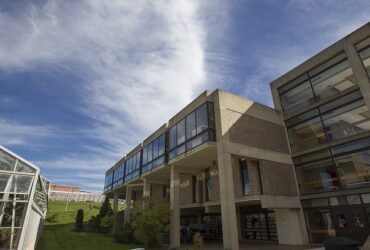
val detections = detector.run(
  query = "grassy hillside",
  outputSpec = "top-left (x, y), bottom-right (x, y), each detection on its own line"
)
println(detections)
top-left (36, 200), bottom-right (165, 250)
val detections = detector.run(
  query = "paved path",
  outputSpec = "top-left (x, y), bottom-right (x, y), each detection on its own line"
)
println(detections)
top-left (180, 241), bottom-right (323, 250)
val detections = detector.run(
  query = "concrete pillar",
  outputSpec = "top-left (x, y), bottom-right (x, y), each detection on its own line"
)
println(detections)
top-left (143, 178), bottom-right (151, 198)
top-left (170, 165), bottom-right (180, 250)
top-left (124, 187), bottom-right (132, 224)
top-left (112, 192), bottom-right (119, 233)
top-left (343, 40), bottom-right (370, 108)
top-left (274, 208), bottom-right (309, 245)
top-left (217, 152), bottom-right (239, 250)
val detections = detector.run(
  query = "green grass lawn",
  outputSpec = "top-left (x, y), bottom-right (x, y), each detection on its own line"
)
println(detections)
top-left (36, 200), bottom-right (166, 250)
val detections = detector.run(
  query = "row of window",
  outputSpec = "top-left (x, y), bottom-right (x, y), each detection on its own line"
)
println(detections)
top-left (286, 89), bottom-right (369, 153)
top-left (294, 136), bottom-right (370, 194)
top-left (168, 102), bottom-right (215, 159)
top-left (279, 52), bottom-right (356, 116)
top-left (104, 102), bottom-right (215, 192)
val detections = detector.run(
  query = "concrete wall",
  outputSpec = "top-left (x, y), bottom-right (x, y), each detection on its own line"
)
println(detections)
top-left (227, 112), bottom-right (289, 154)
top-left (180, 175), bottom-right (193, 205)
top-left (259, 160), bottom-right (298, 196)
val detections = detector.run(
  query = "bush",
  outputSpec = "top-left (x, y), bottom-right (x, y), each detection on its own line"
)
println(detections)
top-left (75, 209), bottom-right (84, 232)
top-left (87, 196), bottom-right (113, 232)
top-left (192, 232), bottom-right (203, 250)
top-left (114, 222), bottom-right (134, 244)
top-left (100, 213), bottom-right (113, 233)
top-left (45, 212), bottom-right (59, 223)
top-left (131, 198), bottom-right (170, 248)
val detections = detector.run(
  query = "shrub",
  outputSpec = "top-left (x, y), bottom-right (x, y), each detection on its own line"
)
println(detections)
top-left (100, 213), bottom-right (113, 233)
top-left (192, 232), bottom-right (203, 250)
top-left (75, 209), bottom-right (84, 232)
top-left (45, 212), bottom-right (59, 223)
top-left (131, 198), bottom-right (170, 248)
top-left (99, 196), bottom-right (111, 218)
top-left (114, 222), bottom-right (134, 244)
top-left (87, 197), bottom-right (113, 232)
top-left (87, 215), bottom-right (101, 232)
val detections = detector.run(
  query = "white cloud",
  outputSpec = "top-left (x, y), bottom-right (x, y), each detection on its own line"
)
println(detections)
top-left (0, 0), bottom-right (212, 191)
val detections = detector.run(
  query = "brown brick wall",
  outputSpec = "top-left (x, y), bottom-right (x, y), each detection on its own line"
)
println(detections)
top-left (259, 160), bottom-right (298, 196)
top-left (227, 111), bottom-right (289, 154)
top-left (51, 185), bottom-right (80, 192)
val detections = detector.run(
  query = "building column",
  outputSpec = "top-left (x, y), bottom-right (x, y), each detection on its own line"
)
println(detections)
top-left (217, 152), bottom-right (239, 250)
top-left (124, 187), bottom-right (132, 224)
top-left (343, 40), bottom-right (370, 108)
top-left (143, 178), bottom-right (151, 198)
top-left (170, 165), bottom-right (180, 250)
top-left (112, 192), bottom-right (119, 233)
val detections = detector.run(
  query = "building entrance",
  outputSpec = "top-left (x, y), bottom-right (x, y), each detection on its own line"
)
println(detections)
top-left (241, 209), bottom-right (277, 241)
top-left (332, 206), bottom-right (369, 245)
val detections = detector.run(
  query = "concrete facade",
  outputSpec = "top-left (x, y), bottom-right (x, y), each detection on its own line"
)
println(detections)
top-left (104, 89), bottom-right (307, 250)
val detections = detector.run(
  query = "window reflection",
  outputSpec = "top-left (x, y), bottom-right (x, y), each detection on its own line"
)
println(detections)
top-left (280, 80), bottom-right (315, 115)
top-left (311, 59), bottom-right (355, 101)
top-left (305, 208), bottom-right (335, 243)
top-left (142, 134), bottom-right (166, 174)
top-left (296, 160), bottom-right (339, 194)
top-left (288, 117), bottom-right (327, 152)
top-left (335, 150), bottom-right (370, 188)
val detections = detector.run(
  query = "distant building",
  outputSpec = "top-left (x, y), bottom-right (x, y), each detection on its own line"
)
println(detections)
top-left (0, 145), bottom-right (49, 250)
top-left (50, 184), bottom-right (105, 202)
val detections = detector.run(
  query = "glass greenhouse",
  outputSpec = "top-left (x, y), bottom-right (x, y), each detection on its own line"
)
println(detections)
top-left (0, 145), bottom-right (49, 250)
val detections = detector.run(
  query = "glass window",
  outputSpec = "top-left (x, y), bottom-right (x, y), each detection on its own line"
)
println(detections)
top-left (332, 137), bottom-right (370, 156)
top-left (280, 80), bottom-right (315, 115)
top-left (322, 98), bottom-right (369, 142)
top-left (240, 159), bottom-right (250, 195)
top-left (302, 198), bottom-right (329, 208)
top-left (288, 117), bottom-right (327, 152)
top-left (169, 126), bottom-right (176, 150)
top-left (186, 112), bottom-right (196, 139)
top-left (10, 175), bottom-right (33, 194)
top-left (362, 193), bottom-right (370, 203)
top-left (305, 208), bottom-right (335, 243)
top-left (152, 139), bottom-right (159, 159)
top-left (15, 161), bottom-right (36, 174)
top-left (0, 150), bottom-right (16, 171)
top-left (346, 195), bottom-right (362, 205)
top-left (158, 134), bottom-right (165, 156)
top-left (0, 174), bottom-right (11, 192)
top-left (296, 160), bottom-right (339, 194)
top-left (286, 108), bottom-right (319, 127)
top-left (205, 170), bottom-right (211, 201)
top-left (293, 150), bottom-right (331, 165)
top-left (142, 147), bottom-right (147, 165)
top-left (147, 143), bottom-right (153, 162)
top-left (311, 59), bottom-right (356, 101)
top-left (186, 132), bottom-right (209, 151)
top-left (359, 46), bottom-right (370, 77)
top-left (196, 104), bottom-right (208, 133)
top-left (208, 102), bottom-right (215, 129)
top-left (177, 119), bottom-right (186, 145)
top-left (335, 150), bottom-right (370, 189)
top-left (329, 196), bottom-right (347, 206)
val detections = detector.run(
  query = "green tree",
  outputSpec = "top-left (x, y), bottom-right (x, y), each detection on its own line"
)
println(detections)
top-left (75, 209), bottom-right (84, 232)
top-left (131, 198), bottom-right (170, 247)
top-left (99, 196), bottom-right (111, 218)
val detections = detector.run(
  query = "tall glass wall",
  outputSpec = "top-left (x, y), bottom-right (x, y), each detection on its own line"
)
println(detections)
top-left (279, 52), bottom-right (357, 116)
top-left (295, 136), bottom-right (370, 194)
top-left (0, 148), bottom-right (47, 250)
top-left (168, 102), bottom-right (215, 160)
top-left (124, 152), bottom-right (141, 183)
top-left (142, 134), bottom-right (165, 174)
top-left (286, 89), bottom-right (369, 153)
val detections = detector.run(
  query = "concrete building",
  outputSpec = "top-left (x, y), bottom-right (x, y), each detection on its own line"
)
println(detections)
top-left (0, 145), bottom-right (50, 250)
top-left (104, 90), bottom-right (308, 249)
top-left (49, 185), bottom-right (105, 202)
top-left (270, 22), bottom-right (370, 245)
top-left (104, 22), bottom-right (370, 249)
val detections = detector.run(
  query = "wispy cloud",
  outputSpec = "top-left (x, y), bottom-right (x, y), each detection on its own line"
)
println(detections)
top-left (0, 0), bottom-right (212, 192)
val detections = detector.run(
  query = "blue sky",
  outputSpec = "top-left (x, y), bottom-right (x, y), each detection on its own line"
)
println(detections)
top-left (0, 0), bottom-right (369, 193)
